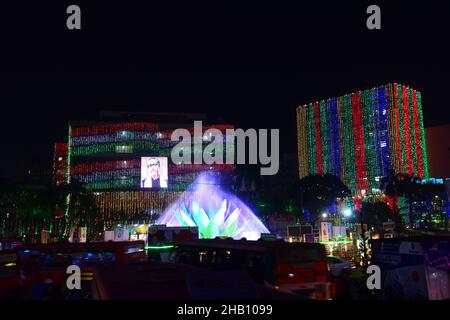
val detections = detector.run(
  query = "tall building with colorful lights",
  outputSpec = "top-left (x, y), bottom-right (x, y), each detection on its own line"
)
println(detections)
top-left (54, 112), bottom-right (235, 232)
top-left (296, 83), bottom-right (429, 196)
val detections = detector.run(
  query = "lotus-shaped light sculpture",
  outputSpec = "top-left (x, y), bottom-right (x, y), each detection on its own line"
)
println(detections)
top-left (156, 172), bottom-right (269, 240)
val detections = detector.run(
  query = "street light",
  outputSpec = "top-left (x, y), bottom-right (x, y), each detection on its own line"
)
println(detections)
top-left (322, 213), bottom-right (328, 219)
top-left (343, 208), bottom-right (352, 217)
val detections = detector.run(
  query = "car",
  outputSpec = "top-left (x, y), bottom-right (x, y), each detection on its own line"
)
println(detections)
top-left (326, 256), bottom-right (354, 277)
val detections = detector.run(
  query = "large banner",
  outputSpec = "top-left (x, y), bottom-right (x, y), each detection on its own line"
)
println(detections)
top-left (141, 157), bottom-right (168, 188)
top-left (320, 222), bottom-right (332, 242)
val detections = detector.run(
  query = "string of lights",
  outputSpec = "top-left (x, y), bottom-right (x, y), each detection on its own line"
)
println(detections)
top-left (320, 100), bottom-right (329, 174)
top-left (402, 85), bottom-right (413, 175)
top-left (412, 90), bottom-right (423, 178)
top-left (416, 90), bottom-right (429, 178)
top-left (314, 102), bottom-right (324, 174)
top-left (408, 87), bottom-right (418, 176)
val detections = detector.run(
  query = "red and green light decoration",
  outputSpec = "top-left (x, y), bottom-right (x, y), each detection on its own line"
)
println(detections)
top-left (297, 83), bottom-right (429, 195)
top-left (65, 122), bottom-right (235, 191)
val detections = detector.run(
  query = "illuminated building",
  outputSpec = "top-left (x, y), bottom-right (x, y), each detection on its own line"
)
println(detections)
top-left (54, 113), bottom-right (235, 234)
top-left (53, 143), bottom-right (68, 186)
top-left (296, 83), bottom-right (429, 195)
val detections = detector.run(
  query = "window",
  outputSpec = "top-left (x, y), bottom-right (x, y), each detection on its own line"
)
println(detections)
top-left (115, 145), bottom-right (133, 153)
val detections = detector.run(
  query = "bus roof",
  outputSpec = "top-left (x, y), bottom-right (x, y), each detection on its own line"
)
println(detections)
top-left (14, 241), bottom-right (145, 252)
top-left (177, 238), bottom-right (324, 252)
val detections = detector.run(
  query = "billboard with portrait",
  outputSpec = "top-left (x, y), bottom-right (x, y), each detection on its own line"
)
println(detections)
top-left (141, 157), bottom-right (168, 188)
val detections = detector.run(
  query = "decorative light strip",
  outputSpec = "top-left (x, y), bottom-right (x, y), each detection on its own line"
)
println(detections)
top-left (319, 100), bottom-right (329, 174)
top-left (412, 90), bottom-right (423, 178)
top-left (71, 122), bottom-right (160, 137)
top-left (407, 88), bottom-right (418, 176)
top-left (314, 102), bottom-right (323, 174)
top-left (307, 103), bottom-right (317, 174)
top-left (393, 84), bottom-right (403, 172)
top-left (71, 131), bottom-right (160, 146)
top-left (296, 106), bottom-right (309, 178)
top-left (416, 91), bottom-right (429, 178)
top-left (377, 86), bottom-right (391, 176)
top-left (342, 95), bottom-right (357, 193)
top-left (352, 92), bottom-right (367, 192)
top-left (402, 85), bottom-right (413, 175)
top-left (330, 98), bottom-right (341, 177)
top-left (71, 141), bottom-right (162, 157)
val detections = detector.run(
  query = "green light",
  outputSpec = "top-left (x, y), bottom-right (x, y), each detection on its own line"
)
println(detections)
top-left (362, 89), bottom-right (377, 191)
top-left (416, 91), bottom-right (429, 178)
top-left (341, 95), bottom-right (357, 194)
top-left (145, 245), bottom-right (174, 250)
top-left (320, 240), bottom-right (353, 245)
top-left (408, 88), bottom-right (418, 176)
top-left (307, 103), bottom-right (316, 174)
top-left (320, 100), bottom-right (329, 173)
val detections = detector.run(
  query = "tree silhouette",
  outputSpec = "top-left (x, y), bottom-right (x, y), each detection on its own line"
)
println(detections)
top-left (62, 180), bottom-right (99, 239)
top-left (381, 171), bottom-right (429, 229)
top-left (299, 174), bottom-right (351, 225)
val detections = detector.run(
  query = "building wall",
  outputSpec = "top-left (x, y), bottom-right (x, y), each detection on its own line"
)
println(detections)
top-left (425, 124), bottom-right (450, 178)
top-left (297, 83), bottom-right (429, 195)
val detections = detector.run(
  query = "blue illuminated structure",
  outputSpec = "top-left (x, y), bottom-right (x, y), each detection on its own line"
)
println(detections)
top-left (156, 172), bottom-right (269, 240)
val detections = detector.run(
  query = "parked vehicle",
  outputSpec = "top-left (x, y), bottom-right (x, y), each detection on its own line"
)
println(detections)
top-left (326, 256), bottom-right (354, 277)
top-left (174, 238), bottom-right (331, 299)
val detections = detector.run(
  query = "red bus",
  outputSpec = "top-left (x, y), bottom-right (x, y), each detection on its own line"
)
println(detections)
top-left (11, 241), bottom-right (146, 299)
top-left (174, 238), bottom-right (331, 299)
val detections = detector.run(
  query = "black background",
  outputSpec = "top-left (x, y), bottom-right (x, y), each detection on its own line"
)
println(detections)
top-left (0, 1), bottom-right (449, 178)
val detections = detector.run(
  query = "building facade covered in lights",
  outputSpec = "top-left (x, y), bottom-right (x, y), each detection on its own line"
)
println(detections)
top-left (53, 112), bottom-right (235, 233)
top-left (296, 83), bottom-right (429, 196)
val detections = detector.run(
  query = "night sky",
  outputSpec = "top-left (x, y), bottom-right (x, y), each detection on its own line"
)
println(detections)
top-left (0, 2), bottom-right (449, 179)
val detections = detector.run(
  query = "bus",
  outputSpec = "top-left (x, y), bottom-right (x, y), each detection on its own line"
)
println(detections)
top-left (13, 241), bottom-right (146, 299)
top-left (15, 240), bottom-right (146, 268)
top-left (173, 238), bottom-right (331, 299)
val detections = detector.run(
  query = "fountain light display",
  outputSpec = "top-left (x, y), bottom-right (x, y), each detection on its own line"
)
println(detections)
top-left (156, 172), bottom-right (269, 240)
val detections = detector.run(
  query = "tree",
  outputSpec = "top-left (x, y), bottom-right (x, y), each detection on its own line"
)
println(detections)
top-left (0, 179), bottom-right (20, 239)
top-left (299, 174), bottom-right (351, 226)
top-left (63, 180), bottom-right (99, 239)
top-left (380, 171), bottom-right (421, 229)
top-left (359, 199), bottom-right (396, 230)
